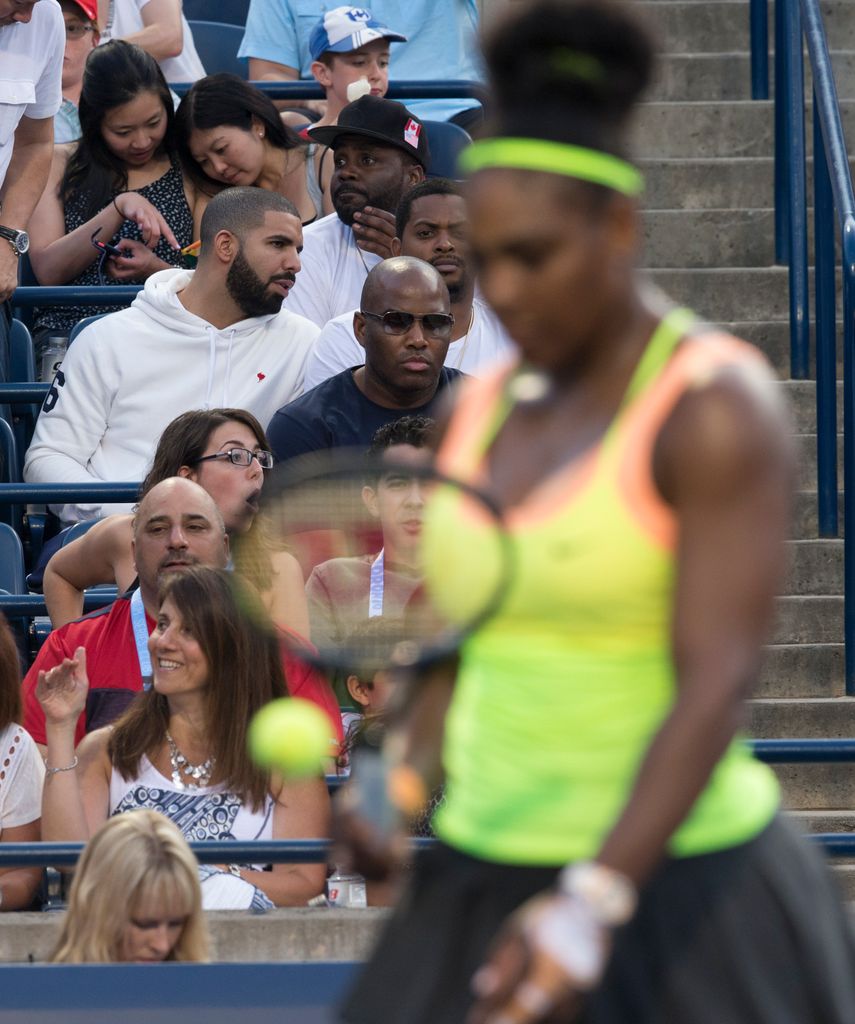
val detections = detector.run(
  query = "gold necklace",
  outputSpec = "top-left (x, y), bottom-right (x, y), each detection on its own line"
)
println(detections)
top-left (451, 305), bottom-right (476, 369)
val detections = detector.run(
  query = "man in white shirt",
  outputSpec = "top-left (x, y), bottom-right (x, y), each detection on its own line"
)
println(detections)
top-left (0, 0), bottom-right (64, 381)
top-left (24, 187), bottom-right (319, 522)
top-left (286, 95), bottom-right (428, 328)
top-left (304, 178), bottom-right (515, 389)
top-left (98, 0), bottom-right (205, 83)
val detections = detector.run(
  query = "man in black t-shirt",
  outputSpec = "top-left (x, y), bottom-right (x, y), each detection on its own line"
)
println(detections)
top-left (268, 256), bottom-right (465, 462)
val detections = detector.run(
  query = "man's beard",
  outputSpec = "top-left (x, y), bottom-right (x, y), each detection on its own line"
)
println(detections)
top-left (333, 181), bottom-right (405, 227)
top-left (226, 247), bottom-right (292, 318)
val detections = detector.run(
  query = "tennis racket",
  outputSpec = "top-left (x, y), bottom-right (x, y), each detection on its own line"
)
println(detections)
top-left (240, 447), bottom-right (514, 679)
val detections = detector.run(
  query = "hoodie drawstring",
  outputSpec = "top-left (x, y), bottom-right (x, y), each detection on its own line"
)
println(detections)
top-left (203, 327), bottom-right (237, 409)
top-left (222, 329), bottom-right (236, 406)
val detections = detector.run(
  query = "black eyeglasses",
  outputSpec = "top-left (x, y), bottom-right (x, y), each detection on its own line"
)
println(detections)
top-left (65, 23), bottom-right (96, 38)
top-left (361, 310), bottom-right (455, 338)
top-left (194, 448), bottom-right (274, 469)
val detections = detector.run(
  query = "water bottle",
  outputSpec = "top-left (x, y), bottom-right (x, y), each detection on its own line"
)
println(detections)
top-left (326, 866), bottom-right (367, 908)
top-left (39, 335), bottom-right (68, 383)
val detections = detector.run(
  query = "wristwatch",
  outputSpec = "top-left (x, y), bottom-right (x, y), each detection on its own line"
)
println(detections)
top-left (0, 225), bottom-right (29, 257)
top-left (558, 861), bottom-right (638, 926)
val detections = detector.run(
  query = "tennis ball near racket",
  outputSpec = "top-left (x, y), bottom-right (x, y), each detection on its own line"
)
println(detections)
top-left (248, 698), bottom-right (332, 778)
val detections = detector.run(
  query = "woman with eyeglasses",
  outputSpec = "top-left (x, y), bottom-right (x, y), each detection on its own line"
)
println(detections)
top-left (38, 567), bottom-right (330, 912)
top-left (43, 408), bottom-right (310, 638)
top-left (28, 39), bottom-right (199, 339)
top-left (56, 0), bottom-right (100, 145)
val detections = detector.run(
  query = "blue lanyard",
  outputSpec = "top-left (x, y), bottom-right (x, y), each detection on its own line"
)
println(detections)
top-left (368, 550), bottom-right (384, 618)
top-left (130, 588), bottom-right (153, 689)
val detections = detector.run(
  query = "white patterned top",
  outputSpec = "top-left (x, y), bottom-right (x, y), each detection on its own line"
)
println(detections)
top-left (0, 723), bottom-right (44, 835)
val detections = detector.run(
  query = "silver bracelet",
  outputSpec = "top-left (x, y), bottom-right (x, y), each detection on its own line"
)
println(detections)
top-left (227, 864), bottom-right (242, 879)
top-left (43, 755), bottom-right (79, 777)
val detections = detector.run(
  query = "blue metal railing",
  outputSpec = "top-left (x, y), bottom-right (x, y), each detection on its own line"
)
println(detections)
top-left (750, 0), bottom-right (855, 690)
top-left (0, 482), bottom-right (140, 504)
top-left (169, 79), bottom-right (487, 103)
top-left (10, 286), bottom-right (142, 310)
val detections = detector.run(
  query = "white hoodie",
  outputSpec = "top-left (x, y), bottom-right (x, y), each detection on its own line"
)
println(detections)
top-left (24, 268), bottom-right (319, 522)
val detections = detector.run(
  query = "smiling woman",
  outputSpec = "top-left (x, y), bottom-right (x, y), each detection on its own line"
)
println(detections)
top-left (38, 567), bottom-right (331, 911)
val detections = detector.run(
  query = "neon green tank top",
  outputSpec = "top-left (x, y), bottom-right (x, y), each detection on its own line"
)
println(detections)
top-left (428, 310), bottom-right (780, 865)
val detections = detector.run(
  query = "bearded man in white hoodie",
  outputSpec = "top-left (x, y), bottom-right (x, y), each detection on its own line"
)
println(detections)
top-left (24, 186), bottom-right (319, 523)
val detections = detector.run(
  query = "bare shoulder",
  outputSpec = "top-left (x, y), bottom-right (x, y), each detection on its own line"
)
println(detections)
top-left (655, 346), bottom-right (794, 504)
top-left (76, 726), bottom-right (113, 772)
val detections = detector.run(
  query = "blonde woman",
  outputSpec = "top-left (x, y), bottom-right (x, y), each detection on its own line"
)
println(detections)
top-left (52, 810), bottom-right (208, 962)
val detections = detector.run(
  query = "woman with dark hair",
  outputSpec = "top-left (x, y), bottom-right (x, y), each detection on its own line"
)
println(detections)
top-left (0, 615), bottom-right (43, 911)
top-left (338, 1), bottom-right (855, 1022)
top-left (37, 566), bottom-right (330, 910)
top-left (28, 39), bottom-right (199, 338)
top-left (52, 810), bottom-right (209, 962)
top-left (43, 408), bottom-right (309, 637)
top-left (175, 74), bottom-right (322, 226)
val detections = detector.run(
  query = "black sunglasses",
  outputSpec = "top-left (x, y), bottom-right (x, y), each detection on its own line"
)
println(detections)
top-left (361, 310), bottom-right (455, 338)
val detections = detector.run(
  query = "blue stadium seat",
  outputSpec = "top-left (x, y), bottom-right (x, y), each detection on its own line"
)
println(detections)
top-left (184, 0), bottom-right (248, 26)
top-left (187, 20), bottom-right (248, 78)
top-left (0, 419), bottom-right (22, 532)
top-left (8, 319), bottom-right (39, 474)
top-left (0, 522), bottom-right (26, 594)
top-left (68, 313), bottom-right (107, 347)
top-left (424, 120), bottom-right (472, 179)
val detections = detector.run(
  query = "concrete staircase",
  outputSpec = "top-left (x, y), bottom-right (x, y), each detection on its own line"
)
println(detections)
top-left (635, 0), bottom-right (854, 887)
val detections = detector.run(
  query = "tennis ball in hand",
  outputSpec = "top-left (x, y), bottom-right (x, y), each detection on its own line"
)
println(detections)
top-left (248, 698), bottom-right (333, 778)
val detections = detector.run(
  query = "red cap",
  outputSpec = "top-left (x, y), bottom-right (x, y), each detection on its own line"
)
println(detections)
top-left (66, 0), bottom-right (99, 22)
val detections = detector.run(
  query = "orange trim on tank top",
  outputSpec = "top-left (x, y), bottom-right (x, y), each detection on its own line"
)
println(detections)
top-left (613, 333), bottom-right (771, 549)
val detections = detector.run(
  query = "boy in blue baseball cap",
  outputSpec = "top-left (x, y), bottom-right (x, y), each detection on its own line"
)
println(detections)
top-left (309, 6), bottom-right (406, 129)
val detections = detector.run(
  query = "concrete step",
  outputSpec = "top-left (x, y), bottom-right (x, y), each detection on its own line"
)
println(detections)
top-left (650, 52), bottom-right (855, 103)
top-left (781, 380), bottom-right (842, 434)
top-left (773, 595), bottom-right (841, 644)
top-left (791, 490), bottom-right (843, 537)
top-left (639, 158), bottom-right (773, 210)
top-left (773, 759), bottom-right (855, 809)
top-left (647, 268), bottom-right (789, 321)
top-left (787, 809), bottom-right (855, 833)
top-left (782, 538), bottom-right (842, 595)
top-left (749, 696), bottom-right (855, 738)
top-left (795, 433), bottom-right (842, 491)
top-left (642, 208), bottom-right (776, 267)
top-left (756, 643), bottom-right (844, 698)
top-left (637, 1), bottom-right (852, 54)
top-left (632, 101), bottom-right (855, 159)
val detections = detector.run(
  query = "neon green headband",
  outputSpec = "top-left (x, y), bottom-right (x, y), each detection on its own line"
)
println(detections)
top-left (458, 138), bottom-right (644, 196)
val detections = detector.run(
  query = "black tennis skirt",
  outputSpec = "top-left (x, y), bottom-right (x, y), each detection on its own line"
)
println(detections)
top-left (339, 815), bottom-right (855, 1024)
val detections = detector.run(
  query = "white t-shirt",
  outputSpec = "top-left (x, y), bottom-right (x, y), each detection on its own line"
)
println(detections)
top-left (286, 213), bottom-right (382, 328)
top-left (0, 723), bottom-right (44, 834)
top-left (101, 0), bottom-right (206, 83)
top-left (303, 295), bottom-right (517, 392)
top-left (0, 0), bottom-right (63, 190)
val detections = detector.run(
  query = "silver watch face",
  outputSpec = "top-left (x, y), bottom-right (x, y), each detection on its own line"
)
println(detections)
top-left (15, 231), bottom-right (29, 255)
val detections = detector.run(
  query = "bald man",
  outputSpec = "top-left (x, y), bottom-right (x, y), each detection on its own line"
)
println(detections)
top-left (22, 478), bottom-right (230, 750)
top-left (267, 256), bottom-right (467, 462)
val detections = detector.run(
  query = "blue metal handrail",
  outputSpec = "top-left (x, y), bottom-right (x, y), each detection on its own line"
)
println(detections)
top-left (0, 482), bottom-right (140, 504)
top-left (10, 285), bottom-right (142, 309)
top-left (751, 738), bottom-right (855, 761)
top-left (169, 79), bottom-right (487, 102)
top-left (751, 0), bottom-right (855, 689)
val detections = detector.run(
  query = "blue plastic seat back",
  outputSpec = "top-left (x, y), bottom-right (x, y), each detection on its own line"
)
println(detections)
top-left (424, 120), bottom-right (472, 179)
top-left (187, 21), bottom-right (248, 78)
top-left (68, 313), bottom-right (107, 348)
top-left (0, 522), bottom-right (26, 594)
top-left (9, 319), bottom-right (35, 382)
top-left (0, 418), bottom-right (22, 532)
top-left (184, 0), bottom-right (248, 25)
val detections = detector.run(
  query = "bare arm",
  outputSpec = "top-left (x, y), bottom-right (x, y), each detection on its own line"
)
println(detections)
top-left (239, 776), bottom-right (331, 905)
top-left (265, 550), bottom-right (311, 639)
top-left (0, 115), bottom-right (53, 301)
top-left (0, 820), bottom-right (43, 911)
top-left (43, 515), bottom-right (134, 628)
top-left (121, 0), bottom-right (183, 60)
top-left (38, 649), bottom-right (111, 845)
top-left (249, 58), bottom-right (299, 82)
top-left (28, 148), bottom-right (179, 285)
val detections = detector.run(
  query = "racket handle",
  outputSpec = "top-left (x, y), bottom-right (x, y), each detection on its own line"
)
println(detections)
top-left (348, 747), bottom-right (399, 841)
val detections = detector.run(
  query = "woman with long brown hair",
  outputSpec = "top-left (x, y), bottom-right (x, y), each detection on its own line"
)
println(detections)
top-left (37, 567), bottom-right (330, 910)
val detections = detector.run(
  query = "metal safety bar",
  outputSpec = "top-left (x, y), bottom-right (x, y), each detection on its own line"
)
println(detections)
top-left (169, 79), bottom-right (487, 102)
top-left (752, 738), bottom-right (855, 761)
top-left (10, 286), bottom-right (142, 310)
top-left (750, 0), bottom-right (855, 689)
top-left (0, 483), bottom-right (140, 504)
